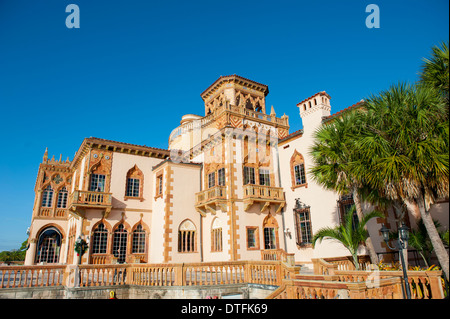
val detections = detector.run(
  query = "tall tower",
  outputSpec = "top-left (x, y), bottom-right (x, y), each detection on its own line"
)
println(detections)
top-left (298, 91), bottom-right (331, 137)
top-left (200, 74), bottom-right (268, 116)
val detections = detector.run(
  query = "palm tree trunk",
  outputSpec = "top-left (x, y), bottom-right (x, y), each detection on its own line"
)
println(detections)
top-left (408, 197), bottom-right (449, 281)
top-left (353, 188), bottom-right (379, 265)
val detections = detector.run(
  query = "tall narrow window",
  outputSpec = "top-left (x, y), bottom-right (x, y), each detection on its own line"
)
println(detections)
top-left (259, 168), bottom-right (271, 186)
top-left (243, 166), bottom-right (255, 185)
top-left (246, 227), bottom-right (259, 250)
top-left (57, 187), bottom-right (68, 208)
top-left (208, 172), bottom-right (216, 188)
top-left (294, 206), bottom-right (313, 246)
top-left (125, 165), bottom-right (144, 199)
top-left (262, 214), bottom-right (278, 250)
top-left (41, 185), bottom-right (54, 207)
top-left (263, 227), bottom-right (276, 250)
top-left (157, 175), bottom-right (163, 195)
top-left (211, 218), bottom-right (223, 252)
top-left (338, 194), bottom-right (358, 229)
top-left (112, 224), bottom-right (128, 264)
top-left (294, 164), bottom-right (306, 185)
top-left (91, 223), bottom-right (108, 254)
top-left (178, 220), bottom-right (196, 253)
top-left (90, 174), bottom-right (105, 192)
top-left (290, 150), bottom-right (307, 189)
top-left (132, 224), bottom-right (146, 254)
top-left (126, 178), bottom-right (140, 197)
top-left (217, 168), bottom-right (226, 186)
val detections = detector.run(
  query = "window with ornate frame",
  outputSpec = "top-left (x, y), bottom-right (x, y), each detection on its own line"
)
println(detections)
top-left (217, 167), bottom-right (226, 186)
top-left (112, 224), bottom-right (128, 264)
top-left (208, 172), bottom-right (216, 188)
top-left (178, 220), bottom-right (196, 253)
top-left (35, 227), bottom-right (62, 264)
top-left (290, 150), bottom-right (307, 189)
top-left (262, 214), bottom-right (279, 250)
top-left (41, 185), bottom-right (54, 207)
top-left (125, 165), bottom-right (144, 201)
top-left (154, 170), bottom-right (163, 200)
top-left (243, 166), bottom-right (255, 185)
top-left (294, 206), bottom-right (313, 246)
top-left (211, 218), bottom-right (223, 252)
top-left (57, 187), bottom-right (68, 208)
top-left (259, 168), bottom-right (271, 186)
top-left (246, 226), bottom-right (259, 250)
top-left (90, 174), bottom-right (106, 192)
top-left (132, 224), bottom-right (146, 254)
top-left (126, 178), bottom-right (140, 197)
top-left (91, 223), bottom-right (108, 254)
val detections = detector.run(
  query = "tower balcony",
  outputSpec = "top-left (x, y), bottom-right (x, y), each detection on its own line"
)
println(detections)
top-left (195, 186), bottom-right (227, 216)
top-left (243, 185), bottom-right (285, 213)
top-left (68, 190), bottom-right (112, 217)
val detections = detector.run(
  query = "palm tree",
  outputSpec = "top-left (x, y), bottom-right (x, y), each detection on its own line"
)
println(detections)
top-left (312, 206), bottom-right (383, 270)
top-left (310, 111), bottom-right (380, 265)
top-left (419, 41), bottom-right (449, 103)
top-left (359, 82), bottom-right (449, 280)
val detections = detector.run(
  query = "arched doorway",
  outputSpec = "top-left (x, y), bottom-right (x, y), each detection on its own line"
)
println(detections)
top-left (262, 214), bottom-right (279, 250)
top-left (112, 224), bottom-right (128, 264)
top-left (35, 227), bottom-right (62, 264)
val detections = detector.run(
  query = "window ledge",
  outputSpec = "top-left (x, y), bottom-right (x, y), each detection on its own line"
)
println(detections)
top-left (124, 196), bottom-right (145, 202)
top-left (291, 183), bottom-right (308, 191)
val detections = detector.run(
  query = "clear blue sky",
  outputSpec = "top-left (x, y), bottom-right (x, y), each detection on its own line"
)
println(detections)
top-left (0, 0), bottom-right (448, 251)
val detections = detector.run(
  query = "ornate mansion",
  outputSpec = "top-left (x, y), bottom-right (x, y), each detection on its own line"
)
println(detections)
top-left (24, 74), bottom-right (449, 269)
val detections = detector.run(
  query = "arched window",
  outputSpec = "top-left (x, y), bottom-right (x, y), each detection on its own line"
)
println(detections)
top-left (35, 227), bottom-right (62, 264)
top-left (41, 185), bottom-right (54, 207)
top-left (57, 187), bottom-right (68, 208)
top-left (132, 224), bottom-right (146, 254)
top-left (112, 224), bottom-right (128, 263)
top-left (125, 165), bottom-right (144, 199)
top-left (245, 99), bottom-right (254, 111)
top-left (91, 223), bottom-right (108, 254)
top-left (211, 218), bottom-right (223, 252)
top-left (263, 214), bottom-right (279, 250)
top-left (290, 150), bottom-right (307, 189)
top-left (178, 220), bottom-right (196, 253)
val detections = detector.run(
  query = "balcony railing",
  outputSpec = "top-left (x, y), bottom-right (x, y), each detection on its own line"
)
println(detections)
top-left (195, 186), bottom-right (227, 215)
top-left (70, 190), bottom-right (112, 206)
top-left (243, 185), bottom-right (285, 212)
top-left (37, 207), bottom-right (67, 219)
top-left (196, 186), bottom-right (226, 205)
top-left (243, 185), bottom-right (284, 201)
top-left (68, 190), bottom-right (112, 216)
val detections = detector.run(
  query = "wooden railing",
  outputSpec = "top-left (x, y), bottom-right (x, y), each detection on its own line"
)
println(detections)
top-left (195, 186), bottom-right (227, 206)
top-left (70, 190), bottom-right (112, 207)
top-left (0, 265), bottom-right (66, 288)
top-left (243, 185), bottom-right (284, 201)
